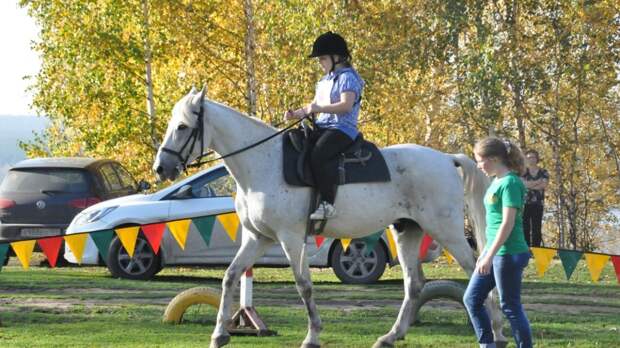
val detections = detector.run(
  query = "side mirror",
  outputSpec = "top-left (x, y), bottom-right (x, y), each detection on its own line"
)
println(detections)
top-left (172, 184), bottom-right (194, 199)
top-left (137, 179), bottom-right (151, 192)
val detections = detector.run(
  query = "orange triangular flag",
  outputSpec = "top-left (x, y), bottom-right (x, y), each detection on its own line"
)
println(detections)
top-left (115, 226), bottom-right (140, 257)
top-left (530, 247), bottom-right (557, 277)
top-left (11, 240), bottom-right (36, 270)
top-left (443, 249), bottom-right (455, 264)
top-left (166, 219), bottom-right (192, 250)
top-left (64, 234), bottom-right (88, 264)
top-left (37, 236), bottom-right (63, 268)
top-left (341, 238), bottom-right (352, 252)
top-left (584, 253), bottom-right (610, 282)
top-left (315, 236), bottom-right (325, 249)
top-left (217, 213), bottom-right (240, 241)
top-left (141, 223), bottom-right (166, 254)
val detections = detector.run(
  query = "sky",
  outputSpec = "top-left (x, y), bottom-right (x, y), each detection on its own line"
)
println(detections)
top-left (0, 1), bottom-right (40, 116)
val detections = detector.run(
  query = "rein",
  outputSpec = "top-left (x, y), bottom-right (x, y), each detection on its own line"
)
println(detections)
top-left (162, 99), bottom-right (310, 170)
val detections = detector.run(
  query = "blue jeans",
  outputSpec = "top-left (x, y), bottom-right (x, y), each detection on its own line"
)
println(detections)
top-left (463, 252), bottom-right (533, 348)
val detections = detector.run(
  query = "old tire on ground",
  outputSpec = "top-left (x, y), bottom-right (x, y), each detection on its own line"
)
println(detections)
top-left (411, 279), bottom-right (469, 326)
top-left (163, 287), bottom-right (224, 324)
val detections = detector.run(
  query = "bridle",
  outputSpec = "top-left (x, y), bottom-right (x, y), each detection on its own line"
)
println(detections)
top-left (160, 97), bottom-right (308, 171)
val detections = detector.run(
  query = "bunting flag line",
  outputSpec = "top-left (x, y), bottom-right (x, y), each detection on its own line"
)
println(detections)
top-left (115, 226), bottom-right (140, 257)
top-left (37, 236), bottom-right (63, 268)
top-left (362, 231), bottom-right (383, 257)
top-left (141, 223), bottom-right (166, 254)
top-left (314, 236), bottom-right (325, 249)
top-left (530, 247), bottom-right (557, 277)
top-left (418, 234), bottom-right (433, 260)
top-left (90, 230), bottom-right (115, 262)
top-left (64, 234), bottom-right (88, 264)
top-left (386, 227), bottom-right (398, 259)
top-left (167, 219), bottom-right (192, 250)
top-left (0, 243), bottom-right (9, 271)
top-left (11, 240), bottom-right (36, 270)
top-left (558, 249), bottom-right (583, 280)
top-left (217, 213), bottom-right (240, 241)
top-left (341, 238), bottom-right (352, 252)
top-left (192, 216), bottom-right (215, 247)
top-left (584, 253), bottom-right (610, 283)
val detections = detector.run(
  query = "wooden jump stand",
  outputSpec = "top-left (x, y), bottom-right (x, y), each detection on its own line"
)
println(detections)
top-left (228, 268), bottom-right (277, 336)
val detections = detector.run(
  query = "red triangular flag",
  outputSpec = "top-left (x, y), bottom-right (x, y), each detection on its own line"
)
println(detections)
top-left (418, 234), bottom-right (433, 260)
top-left (141, 223), bottom-right (166, 254)
top-left (611, 255), bottom-right (620, 284)
top-left (315, 236), bottom-right (325, 249)
top-left (37, 236), bottom-right (63, 268)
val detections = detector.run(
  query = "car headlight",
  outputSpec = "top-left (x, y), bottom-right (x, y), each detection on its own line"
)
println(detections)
top-left (74, 206), bottom-right (118, 226)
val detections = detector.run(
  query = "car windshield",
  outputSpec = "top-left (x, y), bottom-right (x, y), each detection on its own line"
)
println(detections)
top-left (0, 168), bottom-right (90, 193)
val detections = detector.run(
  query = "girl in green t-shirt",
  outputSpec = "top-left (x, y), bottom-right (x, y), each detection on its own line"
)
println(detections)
top-left (463, 137), bottom-right (533, 348)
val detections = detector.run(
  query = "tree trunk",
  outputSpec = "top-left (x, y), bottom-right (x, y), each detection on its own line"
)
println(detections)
top-left (142, 0), bottom-right (157, 151)
top-left (243, 0), bottom-right (258, 117)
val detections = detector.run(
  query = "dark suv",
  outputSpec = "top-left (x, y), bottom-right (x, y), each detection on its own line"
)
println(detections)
top-left (0, 157), bottom-right (148, 245)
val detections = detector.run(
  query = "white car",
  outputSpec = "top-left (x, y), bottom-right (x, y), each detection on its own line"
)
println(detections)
top-left (65, 164), bottom-right (439, 283)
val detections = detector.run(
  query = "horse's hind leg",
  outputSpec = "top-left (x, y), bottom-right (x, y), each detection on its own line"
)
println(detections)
top-left (278, 233), bottom-right (322, 348)
top-left (373, 221), bottom-right (424, 348)
top-left (210, 230), bottom-right (274, 348)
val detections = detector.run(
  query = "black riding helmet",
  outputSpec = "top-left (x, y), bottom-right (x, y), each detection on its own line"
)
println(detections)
top-left (308, 31), bottom-right (351, 59)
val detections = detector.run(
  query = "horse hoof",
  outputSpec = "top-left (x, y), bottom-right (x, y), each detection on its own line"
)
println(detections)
top-left (372, 340), bottom-right (394, 348)
top-left (210, 335), bottom-right (230, 348)
top-left (300, 344), bottom-right (321, 348)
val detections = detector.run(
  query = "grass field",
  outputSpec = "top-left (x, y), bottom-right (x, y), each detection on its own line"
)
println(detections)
top-left (0, 256), bottom-right (618, 347)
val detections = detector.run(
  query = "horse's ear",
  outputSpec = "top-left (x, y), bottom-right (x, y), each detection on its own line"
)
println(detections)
top-left (189, 86), bottom-right (197, 95)
top-left (199, 84), bottom-right (207, 99)
top-left (190, 85), bottom-right (207, 107)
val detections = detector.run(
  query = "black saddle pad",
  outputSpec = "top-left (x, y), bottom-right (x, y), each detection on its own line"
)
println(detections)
top-left (282, 129), bottom-right (391, 187)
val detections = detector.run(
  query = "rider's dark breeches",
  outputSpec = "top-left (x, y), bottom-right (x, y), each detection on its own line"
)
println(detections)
top-left (310, 128), bottom-right (354, 204)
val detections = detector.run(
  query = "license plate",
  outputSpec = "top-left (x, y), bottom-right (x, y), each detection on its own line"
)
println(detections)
top-left (21, 228), bottom-right (62, 237)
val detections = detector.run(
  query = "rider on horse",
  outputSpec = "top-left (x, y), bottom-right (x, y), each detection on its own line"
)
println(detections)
top-left (285, 31), bottom-right (365, 220)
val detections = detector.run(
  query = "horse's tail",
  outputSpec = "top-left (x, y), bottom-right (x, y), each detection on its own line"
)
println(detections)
top-left (450, 153), bottom-right (490, 253)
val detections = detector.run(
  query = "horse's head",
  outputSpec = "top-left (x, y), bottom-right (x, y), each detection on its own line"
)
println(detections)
top-left (153, 86), bottom-right (211, 181)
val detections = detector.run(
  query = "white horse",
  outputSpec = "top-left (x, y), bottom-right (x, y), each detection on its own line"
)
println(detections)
top-left (153, 87), bottom-right (507, 348)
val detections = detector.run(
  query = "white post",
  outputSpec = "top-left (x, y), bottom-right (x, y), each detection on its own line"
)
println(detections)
top-left (240, 268), bottom-right (253, 308)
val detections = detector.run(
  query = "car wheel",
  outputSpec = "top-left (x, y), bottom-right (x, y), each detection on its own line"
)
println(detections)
top-left (107, 236), bottom-right (161, 280)
top-left (330, 240), bottom-right (387, 284)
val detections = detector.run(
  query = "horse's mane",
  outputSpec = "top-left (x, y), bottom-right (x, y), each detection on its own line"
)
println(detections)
top-left (207, 99), bottom-right (277, 133)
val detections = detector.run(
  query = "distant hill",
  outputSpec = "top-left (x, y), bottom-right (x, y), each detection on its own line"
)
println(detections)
top-left (0, 115), bottom-right (49, 181)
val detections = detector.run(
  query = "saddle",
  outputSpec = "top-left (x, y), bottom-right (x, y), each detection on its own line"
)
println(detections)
top-left (283, 126), bottom-right (391, 187)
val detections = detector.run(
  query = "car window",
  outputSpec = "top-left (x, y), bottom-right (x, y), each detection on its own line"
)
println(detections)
top-left (190, 169), bottom-right (236, 198)
top-left (0, 169), bottom-right (90, 193)
top-left (113, 163), bottom-right (137, 191)
top-left (99, 164), bottom-right (123, 191)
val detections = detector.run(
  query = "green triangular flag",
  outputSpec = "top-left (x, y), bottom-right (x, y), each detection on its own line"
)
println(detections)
top-left (0, 243), bottom-right (9, 271)
top-left (361, 230), bottom-right (383, 257)
top-left (91, 230), bottom-right (115, 264)
top-left (192, 216), bottom-right (216, 247)
top-left (558, 250), bottom-right (583, 280)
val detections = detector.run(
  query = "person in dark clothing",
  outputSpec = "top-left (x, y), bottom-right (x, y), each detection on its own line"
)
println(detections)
top-left (521, 149), bottom-right (549, 247)
top-left (285, 32), bottom-right (365, 220)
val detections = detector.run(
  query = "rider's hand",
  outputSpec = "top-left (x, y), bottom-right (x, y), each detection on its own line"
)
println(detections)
top-left (304, 102), bottom-right (320, 115)
top-left (284, 109), bottom-right (296, 120)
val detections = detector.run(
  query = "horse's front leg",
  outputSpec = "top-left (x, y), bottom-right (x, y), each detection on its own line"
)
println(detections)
top-left (210, 230), bottom-right (274, 348)
top-left (279, 234), bottom-right (322, 348)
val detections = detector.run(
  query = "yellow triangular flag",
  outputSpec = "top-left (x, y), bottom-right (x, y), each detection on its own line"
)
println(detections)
top-left (64, 234), bottom-right (88, 264)
top-left (11, 240), bottom-right (36, 270)
top-left (584, 253), bottom-right (610, 282)
top-left (443, 249), bottom-right (455, 264)
top-left (115, 226), bottom-right (140, 257)
top-left (217, 213), bottom-right (240, 242)
top-left (530, 247), bottom-right (556, 277)
top-left (386, 227), bottom-right (398, 259)
top-left (166, 219), bottom-right (191, 250)
top-left (341, 238), bottom-right (352, 252)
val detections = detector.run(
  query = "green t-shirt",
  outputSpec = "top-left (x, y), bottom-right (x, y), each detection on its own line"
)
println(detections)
top-left (484, 172), bottom-right (530, 256)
